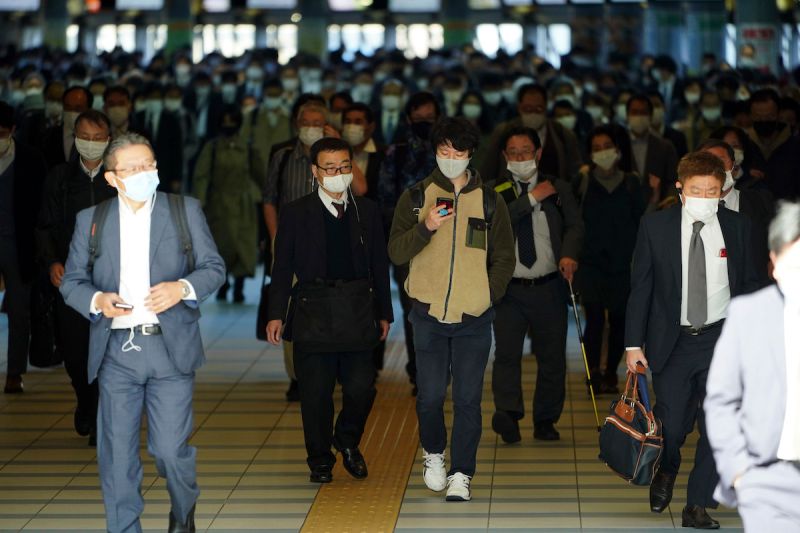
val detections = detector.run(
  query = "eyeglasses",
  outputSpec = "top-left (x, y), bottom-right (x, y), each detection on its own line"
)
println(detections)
top-left (109, 162), bottom-right (157, 176)
top-left (316, 164), bottom-right (352, 176)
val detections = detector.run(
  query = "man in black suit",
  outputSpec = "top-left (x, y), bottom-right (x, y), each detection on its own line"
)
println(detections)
top-left (265, 137), bottom-right (393, 484)
top-left (698, 139), bottom-right (775, 286)
top-left (625, 151), bottom-right (760, 529)
top-left (40, 86), bottom-right (92, 169)
top-left (648, 91), bottom-right (688, 158)
top-left (0, 102), bottom-right (47, 393)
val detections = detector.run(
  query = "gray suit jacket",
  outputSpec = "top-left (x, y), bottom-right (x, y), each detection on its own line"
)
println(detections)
top-left (60, 193), bottom-right (226, 382)
top-left (704, 285), bottom-right (787, 508)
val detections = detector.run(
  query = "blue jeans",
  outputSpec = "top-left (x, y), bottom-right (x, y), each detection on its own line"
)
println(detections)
top-left (410, 306), bottom-right (493, 477)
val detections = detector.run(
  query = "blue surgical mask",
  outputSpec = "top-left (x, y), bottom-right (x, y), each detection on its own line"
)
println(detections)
top-left (117, 170), bottom-right (160, 202)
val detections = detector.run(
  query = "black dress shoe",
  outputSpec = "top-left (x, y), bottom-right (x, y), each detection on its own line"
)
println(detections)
top-left (168, 504), bottom-right (196, 533)
top-left (88, 427), bottom-right (97, 447)
top-left (74, 407), bottom-right (92, 436)
top-left (4, 375), bottom-right (23, 394)
top-left (649, 469), bottom-right (676, 513)
top-left (681, 505), bottom-right (720, 529)
top-left (337, 447), bottom-right (368, 479)
top-left (310, 465), bottom-right (333, 483)
top-left (533, 421), bottom-right (560, 441)
top-left (492, 411), bottom-right (521, 444)
top-left (285, 379), bottom-right (300, 402)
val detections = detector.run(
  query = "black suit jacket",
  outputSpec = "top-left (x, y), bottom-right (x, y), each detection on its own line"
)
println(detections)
top-left (41, 125), bottom-right (71, 170)
top-left (10, 142), bottom-right (48, 283)
top-left (625, 206), bottom-right (760, 373)
top-left (734, 188), bottom-right (774, 287)
top-left (267, 192), bottom-right (393, 326)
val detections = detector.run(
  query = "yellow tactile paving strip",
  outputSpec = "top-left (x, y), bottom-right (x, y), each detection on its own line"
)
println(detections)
top-left (300, 340), bottom-right (420, 533)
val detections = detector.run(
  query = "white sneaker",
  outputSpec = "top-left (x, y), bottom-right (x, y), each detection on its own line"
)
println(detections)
top-left (445, 472), bottom-right (471, 501)
top-left (422, 450), bottom-right (447, 492)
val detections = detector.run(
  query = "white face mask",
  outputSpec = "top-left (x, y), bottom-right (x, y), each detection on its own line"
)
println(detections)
top-left (773, 241), bottom-right (800, 302)
top-left (628, 116), bottom-right (651, 135)
top-left (45, 101), bottom-right (63, 119)
top-left (506, 159), bottom-right (537, 181)
top-left (282, 78), bottom-right (300, 92)
top-left (63, 111), bottom-right (80, 133)
top-left (586, 105), bottom-right (605, 121)
top-left (733, 148), bottom-right (744, 166)
top-left (381, 94), bottom-right (401, 111)
top-left (685, 91), bottom-right (701, 105)
top-left (615, 104), bottom-right (627, 120)
top-left (436, 156), bottom-right (471, 180)
top-left (74, 138), bottom-right (108, 162)
top-left (592, 148), bottom-right (618, 171)
top-left (163, 98), bottom-right (182, 112)
top-left (342, 124), bottom-right (366, 147)
top-left (556, 115), bottom-right (577, 130)
top-left (702, 107), bottom-right (722, 122)
top-left (263, 96), bottom-right (283, 111)
top-left (462, 103), bottom-right (482, 120)
top-left (723, 169), bottom-right (735, 191)
top-left (521, 112), bottom-right (546, 130)
top-left (299, 126), bottom-right (324, 147)
top-left (483, 91), bottom-right (502, 106)
top-left (682, 194), bottom-right (719, 223)
top-left (320, 172), bottom-right (353, 194)
top-left (116, 170), bottom-right (160, 202)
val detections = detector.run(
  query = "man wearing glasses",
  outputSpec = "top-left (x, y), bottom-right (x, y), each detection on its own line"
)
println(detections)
top-left (266, 137), bottom-right (392, 484)
top-left (60, 133), bottom-right (226, 533)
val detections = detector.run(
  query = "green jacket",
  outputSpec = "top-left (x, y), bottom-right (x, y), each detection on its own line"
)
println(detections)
top-left (388, 168), bottom-right (516, 323)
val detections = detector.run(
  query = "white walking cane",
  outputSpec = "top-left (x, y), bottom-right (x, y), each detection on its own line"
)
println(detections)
top-left (567, 279), bottom-right (601, 431)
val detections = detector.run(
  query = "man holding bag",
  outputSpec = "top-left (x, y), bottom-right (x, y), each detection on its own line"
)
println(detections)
top-left (266, 137), bottom-right (392, 484)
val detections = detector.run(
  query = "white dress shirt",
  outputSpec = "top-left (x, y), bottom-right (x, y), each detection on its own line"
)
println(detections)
top-left (680, 208), bottom-right (730, 326)
top-left (382, 110), bottom-right (399, 142)
top-left (0, 138), bottom-right (15, 175)
top-left (721, 187), bottom-right (740, 212)
top-left (317, 186), bottom-right (348, 217)
top-left (778, 299), bottom-right (800, 461)
top-left (353, 139), bottom-right (377, 175)
top-left (79, 158), bottom-right (103, 180)
top-left (511, 173), bottom-right (557, 279)
top-left (62, 127), bottom-right (74, 161)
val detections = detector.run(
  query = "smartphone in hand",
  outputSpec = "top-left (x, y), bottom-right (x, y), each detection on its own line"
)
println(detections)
top-left (436, 197), bottom-right (454, 216)
top-left (113, 302), bottom-right (134, 310)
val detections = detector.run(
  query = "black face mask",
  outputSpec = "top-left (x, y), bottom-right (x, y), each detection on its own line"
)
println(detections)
top-left (752, 120), bottom-right (781, 138)
top-left (410, 120), bottom-right (433, 140)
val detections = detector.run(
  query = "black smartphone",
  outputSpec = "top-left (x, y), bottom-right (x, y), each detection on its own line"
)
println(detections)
top-left (436, 197), bottom-right (454, 215)
top-left (113, 302), bottom-right (134, 310)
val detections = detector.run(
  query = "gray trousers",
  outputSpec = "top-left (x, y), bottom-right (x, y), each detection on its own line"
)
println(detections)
top-left (737, 461), bottom-right (800, 532)
top-left (97, 330), bottom-right (199, 533)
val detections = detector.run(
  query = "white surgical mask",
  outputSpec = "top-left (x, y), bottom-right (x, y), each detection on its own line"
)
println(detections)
top-left (246, 66), bottom-right (263, 81)
top-left (117, 170), bottom-right (159, 202)
top-left (483, 91), bottom-right (502, 106)
top-left (299, 126), bottom-right (324, 147)
top-left (556, 115), bottom-right (577, 130)
top-left (63, 111), bottom-right (80, 132)
top-left (381, 94), bottom-right (401, 111)
top-left (682, 194), bottom-right (719, 223)
top-left (733, 148), bottom-right (744, 166)
top-left (74, 138), bottom-right (108, 162)
top-left (242, 104), bottom-right (257, 115)
top-left (586, 105), bottom-right (605, 121)
top-left (282, 78), bottom-right (300, 92)
top-left (723, 170), bottom-right (735, 191)
top-left (163, 98), bottom-right (182, 112)
top-left (321, 173), bottom-right (353, 194)
top-left (507, 159), bottom-right (537, 181)
top-left (342, 124), bottom-right (366, 147)
top-left (521, 112), bottom-right (546, 130)
top-left (685, 91), bottom-right (701, 105)
top-left (615, 104), bottom-right (627, 120)
top-left (436, 156), bottom-right (471, 179)
top-left (628, 116), bottom-right (651, 135)
top-left (45, 101), bottom-right (62, 119)
top-left (701, 107), bottom-right (721, 122)
top-left (263, 97), bottom-right (283, 111)
top-left (462, 103), bottom-right (482, 120)
top-left (592, 148), bottom-right (618, 171)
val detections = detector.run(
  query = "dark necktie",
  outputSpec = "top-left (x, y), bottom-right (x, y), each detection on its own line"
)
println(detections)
top-left (516, 182), bottom-right (537, 268)
top-left (333, 203), bottom-right (345, 220)
top-left (687, 220), bottom-right (707, 329)
top-left (719, 199), bottom-right (726, 208)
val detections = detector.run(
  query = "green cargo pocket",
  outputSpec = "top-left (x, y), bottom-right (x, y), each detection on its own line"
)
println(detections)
top-left (466, 217), bottom-right (487, 250)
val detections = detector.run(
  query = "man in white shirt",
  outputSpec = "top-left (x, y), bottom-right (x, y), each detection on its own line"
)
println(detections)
top-left (60, 133), bottom-right (225, 533)
top-left (705, 201), bottom-right (800, 531)
top-left (625, 151), bottom-right (760, 529)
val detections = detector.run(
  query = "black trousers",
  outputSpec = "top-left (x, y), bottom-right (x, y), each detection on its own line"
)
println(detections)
top-left (583, 303), bottom-right (625, 382)
top-left (55, 292), bottom-right (98, 423)
top-left (392, 264), bottom-right (416, 382)
top-left (0, 236), bottom-right (30, 376)
top-left (652, 328), bottom-right (721, 509)
top-left (293, 348), bottom-right (376, 469)
top-left (492, 279), bottom-right (568, 424)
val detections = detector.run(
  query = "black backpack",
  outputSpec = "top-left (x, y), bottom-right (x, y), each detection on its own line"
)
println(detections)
top-left (87, 194), bottom-right (194, 274)
top-left (408, 181), bottom-right (497, 229)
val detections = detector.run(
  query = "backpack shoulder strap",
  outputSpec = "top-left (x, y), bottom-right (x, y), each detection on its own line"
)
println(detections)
top-left (167, 193), bottom-right (195, 273)
top-left (409, 180), bottom-right (426, 216)
top-left (481, 183), bottom-right (496, 229)
top-left (88, 199), bottom-right (113, 273)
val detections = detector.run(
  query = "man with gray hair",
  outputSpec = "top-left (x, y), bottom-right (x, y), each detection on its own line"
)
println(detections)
top-left (60, 132), bottom-right (226, 533)
top-left (705, 200), bottom-right (800, 531)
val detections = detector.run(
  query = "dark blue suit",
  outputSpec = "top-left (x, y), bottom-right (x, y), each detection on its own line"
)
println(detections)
top-left (60, 193), bottom-right (225, 533)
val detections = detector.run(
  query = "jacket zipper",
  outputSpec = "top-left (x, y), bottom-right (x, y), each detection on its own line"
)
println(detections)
top-left (441, 193), bottom-right (459, 320)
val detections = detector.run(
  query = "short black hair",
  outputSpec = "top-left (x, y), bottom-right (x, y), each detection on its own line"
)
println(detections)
top-left (330, 91), bottom-right (354, 106)
top-left (552, 100), bottom-right (575, 113)
top-left (404, 91), bottom-right (440, 119)
top-left (75, 109), bottom-right (111, 133)
top-left (502, 126), bottom-right (541, 151)
top-left (0, 101), bottom-right (14, 129)
top-left (779, 96), bottom-right (800, 116)
top-left (343, 103), bottom-right (374, 124)
top-left (63, 85), bottom-right (93, 106)
top-left (219, 104), bottom-right (243, 129)
top-left (749, 88), bottom-right (781, 111)
top-left (103, 85), bottom-right (130, 102)
top-left (430, 117), bottom-right (481, 155)
top-left (708, 125), bottom-right (748, 149)
top-left (626, 93), bottom-right (654, 115)
top-left (587, 125), bottom-right (619, 153)
top-left (310, 137), bottom-right (353, 166)
top-left (517, 83), bottom-right (547, 104)
top-left (697, 138), bottom-right (735, 163)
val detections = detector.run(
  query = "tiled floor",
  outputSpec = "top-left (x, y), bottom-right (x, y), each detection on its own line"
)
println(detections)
top-left (0, 276), bottom-right (744, 532)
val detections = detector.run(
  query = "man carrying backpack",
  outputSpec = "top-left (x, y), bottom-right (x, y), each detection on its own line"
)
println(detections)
top-left (387, 117), bottom-right (515, 502)
top-left (60, 133), bottom-right (226, 533)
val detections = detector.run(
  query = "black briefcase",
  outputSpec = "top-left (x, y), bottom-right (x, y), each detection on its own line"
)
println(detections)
top-left (29, 274), bottom-right (63, 368)
top-left (598, 369), bottom-right (663, 486)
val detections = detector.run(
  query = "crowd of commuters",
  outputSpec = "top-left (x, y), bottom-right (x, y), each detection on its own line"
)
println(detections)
top-left (0, 41), bottom-right (799, 531)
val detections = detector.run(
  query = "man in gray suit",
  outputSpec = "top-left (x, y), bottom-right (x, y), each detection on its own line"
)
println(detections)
top-left (60, 133), bottom-right (226, 533)
top-left (705, 200), bottom-right (800, 531)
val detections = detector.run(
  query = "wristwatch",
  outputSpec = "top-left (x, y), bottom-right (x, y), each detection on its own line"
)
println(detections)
top-left (179, 280), bottom-right (191, 299)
